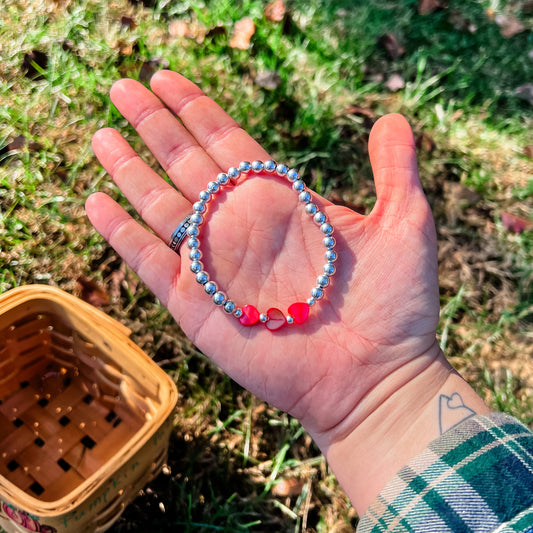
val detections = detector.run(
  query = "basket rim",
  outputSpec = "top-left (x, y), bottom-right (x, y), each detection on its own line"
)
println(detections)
top-left (0, 284), bottom-right (178, 515)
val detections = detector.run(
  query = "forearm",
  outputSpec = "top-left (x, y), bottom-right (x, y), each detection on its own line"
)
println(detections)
top-left (319, 345), bottom-right (490, 515)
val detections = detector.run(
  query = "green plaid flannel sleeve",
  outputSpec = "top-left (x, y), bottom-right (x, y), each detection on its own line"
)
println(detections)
top-left (358, 413), bottom-right (533, 533)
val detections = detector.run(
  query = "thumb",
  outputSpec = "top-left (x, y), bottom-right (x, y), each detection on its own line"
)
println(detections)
top-left (368, 113), bottom-right (426, 221)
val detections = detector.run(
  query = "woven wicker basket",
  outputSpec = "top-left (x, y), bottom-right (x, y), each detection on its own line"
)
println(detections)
top-left (0, 285), bottom-right (178, 533)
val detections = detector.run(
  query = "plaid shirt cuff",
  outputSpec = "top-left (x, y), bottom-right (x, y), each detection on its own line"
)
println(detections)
top-left (358, 413), bottom-right (533, 533)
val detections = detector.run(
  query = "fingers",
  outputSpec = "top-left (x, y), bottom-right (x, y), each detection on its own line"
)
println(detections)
top-left (91, 128), bottom-right (191, 242)
top-left (368, 114), bottom-right (427, 221)
top-left (85, 192), bottom-right (181, 307)
top-left (150, 71), bottom-right (269, 167)
top-left (109, 78), bottom-right (222, 201)
top-left (109, 72), bottom-right (269, 202)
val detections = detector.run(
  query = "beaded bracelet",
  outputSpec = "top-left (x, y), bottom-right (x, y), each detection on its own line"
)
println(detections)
top-left (186, 160), bottom-right (337, 330)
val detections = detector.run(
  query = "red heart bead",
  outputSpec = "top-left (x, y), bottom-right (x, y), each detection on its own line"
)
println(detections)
top-left (239, 304), bottom-right (260, 326)
top-left (288, 302), bottom-right (310, 324)
top-left (265, 308), bottom-right (286, 331)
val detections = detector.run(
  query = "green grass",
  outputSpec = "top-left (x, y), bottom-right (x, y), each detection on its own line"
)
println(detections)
top-left (1, 0), bottom-right (532, 530)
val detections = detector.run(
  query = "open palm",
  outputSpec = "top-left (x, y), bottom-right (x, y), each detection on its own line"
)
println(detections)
top-left (86, 70), bottom-right (442, 449)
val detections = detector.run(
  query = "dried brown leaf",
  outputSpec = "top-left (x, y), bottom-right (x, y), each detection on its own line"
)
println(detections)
top-left (500, 212), bottom-right (533, 233)
top-left (168, 19), bottom-right (208, 43)
top-left (418, 0), bottom-right (446, 15)
top-left (271, 478), bottom-right (304, 497)
top-left (265, 0), bottom-right (286, 22)
top-left (495, 13), bottom-right (526, 38)
top-left (5, 135), bottom-right (43, 154)
top-left (415, 131), bottom-right (436, 153)
top-left (77, 277), bottom-right (110, 307)
top-left (9, 135), bottom-right (26, 150)
top-left (120, 15), bottom-right (136, 30)
top-left (28, 138), bottom-right (43, 153)
top-left (523, 145), bottom-right (533, 159)
top-left (229, 17), bottom-right (255, 50)
top-left (377, 33), bottom-right (405, 59)
top-left (385, 73), bottom-right (405, 92)
top-left (117, 40), bottom-right (134, 56)
top-left (169, 20), bottom-right (189, 37)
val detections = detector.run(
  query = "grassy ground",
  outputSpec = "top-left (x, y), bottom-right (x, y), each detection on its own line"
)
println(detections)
top-left (1, 0), bottom-right (532, 531)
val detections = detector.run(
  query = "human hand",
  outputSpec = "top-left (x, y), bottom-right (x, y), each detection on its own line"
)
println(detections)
top-left (87, 71), bottom-right (486, 511)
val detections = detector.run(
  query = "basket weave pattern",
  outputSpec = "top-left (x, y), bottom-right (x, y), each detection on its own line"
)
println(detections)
top-left (0, 286), bottom-right (178, 533)
top-left (0, 312), bottom-right (146, 503)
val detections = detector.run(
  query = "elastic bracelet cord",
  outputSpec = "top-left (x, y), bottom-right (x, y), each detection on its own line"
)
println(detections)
top-left (184, 160), bottom-right (337, 331)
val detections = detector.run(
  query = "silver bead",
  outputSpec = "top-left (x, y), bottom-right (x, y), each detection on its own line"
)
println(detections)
top-left (199, 190), bottom-right (211, 202)
top-left (264, 160), bottom-right (276, 172)
top-left (186, 225), bottom-right (199, 237)
top-left (190, 213), bottom-right (203, 225)
top-left (299, 190), bottom-right (312, 203)
top-left (324, 262), bottom-right (336, 276)
top-left (223, 300), bottom-right (236, 314)
top-left (239, 161), bottom-right (252, 173)
top-left (325, 249), bottom-right (338, 262)
top-left (193, 201), bottom-right (206, 214)
top-left (213, 291), bottom-right (226, 306)
top-left (207, 181), bottom-right (219, 193)
top-left (307, 297), bottom-right (316, 307)
top-left (317, 274), bottom-right (330, 288)
top-left (276, 163), bottom-right (288, 176)
top-left (217, 172), bottom-right (229, 185)
top-left (311, 287), bottom-right (324, 300)
top-left (251, 160), bottom-right (264, 172)
top-left (228, 167), bottom-right (240, 180)
top-left (187, 237), bottom-right (199, 249)
top-left (259, 313), bottom-right (268, 323)
top-left (293, 180), bottom-right (305, 192)
top-left (313, 212), bottom-right (326, 225)
top-left (189, 248), bottom-right (202, 261)
top-left (287, 169), bottom-right (299, 182)
top-left (286, 316), bottom-right (294, 325)
top-left (190, 261), bottom-right (203, 274)
top-left (320, 222), bottom-right (333, 235)
top-left (323, 236), bottom-right (336, 249)
top-left (305, 203), bottom-right (318, 215)
top-left (204, 281), bottom-right (217, 295)
top-left (234, 308), bottom-right (243, 318)
top-left (196, 271), bottom-right (209, 285)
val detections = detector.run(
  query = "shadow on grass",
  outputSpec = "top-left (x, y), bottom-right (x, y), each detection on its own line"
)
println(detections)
top-left (110, 433), bottom-right (282, 533)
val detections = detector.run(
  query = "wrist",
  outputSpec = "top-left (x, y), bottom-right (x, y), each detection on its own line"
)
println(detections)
top-left (316, 344), bottom-right (490, 515)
